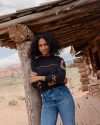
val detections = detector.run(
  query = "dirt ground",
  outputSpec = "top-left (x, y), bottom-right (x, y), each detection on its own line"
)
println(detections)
top-left (0, 84), bottom-right (89, 125)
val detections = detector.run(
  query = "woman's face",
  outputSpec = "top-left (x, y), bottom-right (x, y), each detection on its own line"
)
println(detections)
top-left (38, 38), bottom-right (51, 56)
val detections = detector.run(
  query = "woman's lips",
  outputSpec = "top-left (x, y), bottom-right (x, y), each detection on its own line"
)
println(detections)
top-left (42, 50), bottom-right (47, 53)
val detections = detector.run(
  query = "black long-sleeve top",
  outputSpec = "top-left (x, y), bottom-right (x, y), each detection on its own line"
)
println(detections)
top-left (30, 54), bottom-right (66, 94)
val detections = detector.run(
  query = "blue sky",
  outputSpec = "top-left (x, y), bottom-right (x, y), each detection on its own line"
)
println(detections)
top-left (0, 0), bottom-right (75, 67)
top-left (0, 47), bottom-right (17, 59)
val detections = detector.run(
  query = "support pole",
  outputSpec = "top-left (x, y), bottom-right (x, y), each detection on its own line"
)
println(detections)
top-left (16, 41), bottom-right (42, 125)
top-left (10, 24), bottom-right (42, 125)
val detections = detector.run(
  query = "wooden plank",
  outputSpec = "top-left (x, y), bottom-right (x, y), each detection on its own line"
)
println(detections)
top-left (82, 95), bottom-right (100, 124)
top-left (75, 51), bottom-right (83, 57)
top-left (80, 77), bottom-right (89, 82)
top-left (75, 99), bottom-right (79, 125)
top-left (36, 5), bottom-right (52, 12)
top-left (0, 13), bottom-right (16, 20)
top-left (87, 95), bottom-right (100, 115)
top-left (59, 0), bottom-right (74, 5)
top-left (0, 17), bottom-right (11, 23)
top-left (76, 62), bottom-right (84, 69)
top-left (17, 11), bottom-right (32, 18)
top-left (73, 58), bottom-right (84, 63)
top-left (40, 0), bottom-right (66, 6)
top-left (0, 28), bottom-right (8, 35)
top-left (74, 99), bottom-right (86, 125)
top-left (78, 68), bottom-right (86, 73)
top-left (75, 110), bottom-right (78, 125)
top-left (77, 98), bottom-right (96, 125)
top-left (80, 72), bottom-right (88, 78)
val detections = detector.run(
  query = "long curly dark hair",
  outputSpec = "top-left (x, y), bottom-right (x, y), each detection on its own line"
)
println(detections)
top-left (28, 32), bottom-right (62, 60)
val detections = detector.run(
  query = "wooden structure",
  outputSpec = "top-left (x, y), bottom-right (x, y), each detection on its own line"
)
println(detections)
top-left (75, 94), bottom-right (100, 125)
top-left (0, 0), bottom-right (100, 124)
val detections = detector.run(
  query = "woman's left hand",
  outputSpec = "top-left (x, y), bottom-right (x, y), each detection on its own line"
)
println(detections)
top-left (64, 77), bottom-right (68, 84)
top-left (29, 75), bottom-right (39, 84)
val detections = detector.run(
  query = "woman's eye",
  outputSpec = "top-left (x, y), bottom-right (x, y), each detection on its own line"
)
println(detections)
top-left (39, 45), bottom-right (42, 47)
top-left (45, 43), bottom-right (48, 46)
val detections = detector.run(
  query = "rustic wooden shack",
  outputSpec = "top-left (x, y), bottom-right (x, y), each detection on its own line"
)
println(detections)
top-left (0, 0), bottom-right (100, 124)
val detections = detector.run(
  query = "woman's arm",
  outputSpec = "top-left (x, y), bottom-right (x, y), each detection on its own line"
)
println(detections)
top-left (45, 58), bottom-right (66, 84)
top-left (29, 75), bottom-right (68, 85)
top-left (30, 61), bottom-right (48, 89)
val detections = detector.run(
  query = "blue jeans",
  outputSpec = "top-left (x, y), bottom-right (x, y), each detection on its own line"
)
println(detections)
top-left (41, 85), bottom-right (75, 125)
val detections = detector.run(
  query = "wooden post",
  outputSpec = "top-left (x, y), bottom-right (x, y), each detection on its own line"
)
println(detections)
top-left (88, 47), bottom-right (95, 75)
top-left (16, 41), bottom-right (42, 125)
top-left (9, 24), bottom-right (42, 125)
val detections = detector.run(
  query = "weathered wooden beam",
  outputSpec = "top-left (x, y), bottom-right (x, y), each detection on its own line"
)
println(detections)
top-left (76, 62), bottom-right (85, 69)
top-left (0, 17), bottom-right (11, 23)
top-left (17, 11), bottom-right (32, 18)
top-left (80, 77), bottom-right (89, 82)
top-left (0, 28), bottom-right (8, 35)
top-left (75, 51), bottom-right (83, 57)
top-left (73, 58), bottom-right (84, 63)
top-left (81, 85), bottom-right (88, 92)
top-left (18, 0), bottom-right (73, 13)
top-left (1, 0), bottom-right (100, 30)
top-left (80, 72), bottom-right (88, 78)
top-left (78, 68), bottom-right (86, 73)
top-left (9, 24), bottom-right (34, 42)
top-left (17, 40), bottom-right (42, 125)
top-left (74, 42), bottom-right (88, 52)
top-left (89, 47), bottom-right (95, 74)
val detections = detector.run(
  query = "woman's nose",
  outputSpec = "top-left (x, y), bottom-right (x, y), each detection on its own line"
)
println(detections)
top-left (42, 46), bottom-right (45, 49)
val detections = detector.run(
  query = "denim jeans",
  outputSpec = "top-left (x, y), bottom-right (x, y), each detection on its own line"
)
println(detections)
top-left (41, 85), bottom-right (75, 125)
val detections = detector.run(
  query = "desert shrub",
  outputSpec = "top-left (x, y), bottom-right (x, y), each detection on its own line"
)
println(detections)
top-left (68, 63), bottom-right (77, 68)
top-left (9, 100), bottom-right (18, 105)
top-left (78, 87), bottom-right (81, 90)
top-left (19, 96), bottom-right (25, 100)
top-left (0, 96), bottom-right (5, 100)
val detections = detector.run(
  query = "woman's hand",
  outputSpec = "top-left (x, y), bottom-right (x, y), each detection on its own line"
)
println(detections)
top-left (48, 77), bottom-right (68, 86)
top-left (48, 82), bottom-right (56, 86)
top-left (29, 75), bottom-right (39, 84)
top-left (64, 77), bottom-right (68, 84)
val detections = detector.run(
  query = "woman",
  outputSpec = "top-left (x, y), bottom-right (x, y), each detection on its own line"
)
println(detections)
top-left (28, 32), bottom-right (75, 125)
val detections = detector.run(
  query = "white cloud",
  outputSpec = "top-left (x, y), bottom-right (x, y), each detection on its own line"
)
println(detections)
top-left (0, 0), bottom-right (55, 15)
top-left (60, 46), bottom-right (71, 56)
top-left (0, 53), bottom-right (20, 67)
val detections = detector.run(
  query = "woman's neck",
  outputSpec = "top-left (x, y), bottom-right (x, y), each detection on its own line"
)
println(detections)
top-left (42, 53), bottom-right (51, 57)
